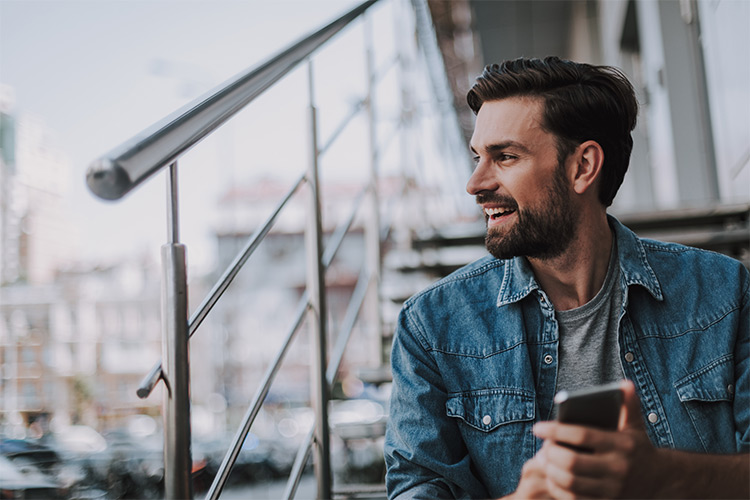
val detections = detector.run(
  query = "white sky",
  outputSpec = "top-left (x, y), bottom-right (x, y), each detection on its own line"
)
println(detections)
top-left (0, 0), bottom-right (395, 272)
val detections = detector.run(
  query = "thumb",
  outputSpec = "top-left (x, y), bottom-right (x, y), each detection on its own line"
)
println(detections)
top-left (619, 379), bottom-right (645, 431)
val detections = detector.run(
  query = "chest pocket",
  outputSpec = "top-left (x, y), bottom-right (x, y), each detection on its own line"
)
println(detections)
top-left (674, 355), bottom-right (736, 453)
top-left (445, 388), bottom-right (537, 492)
top-left (446, 389), bottom-right (535, 432)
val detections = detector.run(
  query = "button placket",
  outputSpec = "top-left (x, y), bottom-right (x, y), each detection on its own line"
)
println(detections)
top-left (618, 314), bottom-right (674, 448)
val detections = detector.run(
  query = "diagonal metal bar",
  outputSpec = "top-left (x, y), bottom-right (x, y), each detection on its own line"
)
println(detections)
top-left (186, 173), bottom-right (306, 337)
top-left (283, 426), bottom-right (316, 500)
top-left (326, 268), bottom-right (372, 383)
top-left (322, 185), bottom-right (370, 268)
top-left (283, 267), bottom-right (373, 500)
top-left (207, 182), bottom-right (371, 499)
top-left (318, 99), bottom-right (366, 156)
top-left (205, 293), bottom-right (311, 500)
top-left (372, 54), bottom-right (400, 86)
top-left (314, 56), bottom-right (397, 159)
top-left (137, 173), bottom-right (307, 399)
top-left (371, 115), bottom-right (401, 166)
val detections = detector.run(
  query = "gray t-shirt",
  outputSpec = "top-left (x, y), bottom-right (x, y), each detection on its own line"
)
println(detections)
top-left (554, 238), bottom-right (624, 396)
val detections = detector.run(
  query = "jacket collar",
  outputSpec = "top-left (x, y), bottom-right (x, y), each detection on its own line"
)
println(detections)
top-left (609, 214), bottom-right (663, 301)
top-left (496, 256), bottom-right (540, 307)
top-left (495, 214), bottom-right (663, 307)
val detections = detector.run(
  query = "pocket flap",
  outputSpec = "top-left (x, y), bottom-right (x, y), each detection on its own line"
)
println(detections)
top-left (675, 355), bottom-right (735, 403)
top-left (446, 389), bottom-right (535, 432)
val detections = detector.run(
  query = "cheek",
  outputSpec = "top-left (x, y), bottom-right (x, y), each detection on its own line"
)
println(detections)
top-left (510, 177), bottom-right (545, 204)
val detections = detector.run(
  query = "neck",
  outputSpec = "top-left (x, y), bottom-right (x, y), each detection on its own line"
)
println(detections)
top-left (528, 211), bottom-right (613, 311)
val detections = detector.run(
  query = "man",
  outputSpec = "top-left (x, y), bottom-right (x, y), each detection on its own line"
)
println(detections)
top-left (384, 57), bottom-right (749, 499)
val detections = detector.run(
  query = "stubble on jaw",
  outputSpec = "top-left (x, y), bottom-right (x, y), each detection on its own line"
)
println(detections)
top-left (483, 166), bottom-right (577, 261)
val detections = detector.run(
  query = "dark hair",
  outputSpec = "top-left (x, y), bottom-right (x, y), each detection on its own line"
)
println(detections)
top-left (467, 56), bottom-right (638, 207)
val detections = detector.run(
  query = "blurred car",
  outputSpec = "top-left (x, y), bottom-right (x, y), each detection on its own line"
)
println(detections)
top-left (0, 454), bottom-right (61, 499)
top-left (0, 439), bottom-right (60, 475)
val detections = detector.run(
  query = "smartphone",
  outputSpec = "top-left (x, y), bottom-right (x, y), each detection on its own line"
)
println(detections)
top-left (554, 381), bottom-right (624, 431)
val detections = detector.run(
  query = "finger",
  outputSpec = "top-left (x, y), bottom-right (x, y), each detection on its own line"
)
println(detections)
top-left (516, 456), bottom-right (554, 499)
top-left (534, 421), bottom-right (618, 453)
top-left (533, 421), bottom-right (555, 438)
top-left (521, 455), bottom-right (545, 476)
top-left (545, 478), bottom-right (582, 500)
top-left (544, 441), bottom-right (606, 475)
top-left (619, 379), bottom-right (645, 431)
top-left (545, 462), bottom-right (618, 499)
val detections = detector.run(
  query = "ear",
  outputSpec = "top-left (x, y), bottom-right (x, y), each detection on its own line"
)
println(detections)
top-left (569, 140), bottom-right (604, 196)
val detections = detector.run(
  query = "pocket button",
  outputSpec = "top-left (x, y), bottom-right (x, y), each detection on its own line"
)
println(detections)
top-left (482, 415), bottom-right (492, 426)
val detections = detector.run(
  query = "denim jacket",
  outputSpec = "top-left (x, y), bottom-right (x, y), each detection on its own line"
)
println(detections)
top-left (384, 216), bottom-right (749, 499)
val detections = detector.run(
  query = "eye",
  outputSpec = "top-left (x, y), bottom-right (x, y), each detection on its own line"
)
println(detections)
top-left (496, 153), bottom-right (517, 163)
top-left (472, 155), bottom-right (480, 164)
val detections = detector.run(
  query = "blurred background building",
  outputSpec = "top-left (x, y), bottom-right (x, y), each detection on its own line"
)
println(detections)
top-left (0, 0), bottom-right (747, 497)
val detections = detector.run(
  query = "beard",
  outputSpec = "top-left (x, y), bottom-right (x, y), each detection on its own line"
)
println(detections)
top-left (481, 166), bottom-right (578, 261)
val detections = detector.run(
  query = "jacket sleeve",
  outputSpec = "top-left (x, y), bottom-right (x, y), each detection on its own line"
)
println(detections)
top-left (734, 265), bottom-right (750, 452)
top-left (384, 304), bottom-right (488, 499)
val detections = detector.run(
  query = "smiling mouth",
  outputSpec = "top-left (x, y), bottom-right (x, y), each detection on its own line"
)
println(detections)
top-left (484, 207), bottom-right (517, 220)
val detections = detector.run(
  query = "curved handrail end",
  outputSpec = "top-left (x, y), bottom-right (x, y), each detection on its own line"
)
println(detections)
top-left (137, 363), bottom-right (163, 399)
top-left (86, 157), bottom-right (133, 201)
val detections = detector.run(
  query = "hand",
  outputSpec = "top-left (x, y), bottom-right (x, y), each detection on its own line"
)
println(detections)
top-left (502, 454), bottom-right (553, 499)
top-left (532, 380), bottom-right (658, 499)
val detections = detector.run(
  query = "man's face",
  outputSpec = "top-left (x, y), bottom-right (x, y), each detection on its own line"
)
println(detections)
top-left (467, 97), bottom-right (578, 260)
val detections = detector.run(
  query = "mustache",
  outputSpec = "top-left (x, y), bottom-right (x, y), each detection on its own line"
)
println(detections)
top-left (475, 193), bottom-right (519, 209)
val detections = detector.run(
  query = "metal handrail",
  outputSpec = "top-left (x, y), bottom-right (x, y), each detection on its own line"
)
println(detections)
top-left (137, 103), bottom-right (374, 401)
top-left (86, 0), bottom-right (378, 201)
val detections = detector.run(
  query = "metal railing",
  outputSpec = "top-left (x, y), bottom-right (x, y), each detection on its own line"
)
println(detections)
top-left (86, 0), bottom-right (379, 202)
top-left (85, 0), bottom-right (469, 498)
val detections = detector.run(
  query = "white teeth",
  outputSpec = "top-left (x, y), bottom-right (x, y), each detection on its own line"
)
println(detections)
top-left (485, 207), bottom-right (514, 216)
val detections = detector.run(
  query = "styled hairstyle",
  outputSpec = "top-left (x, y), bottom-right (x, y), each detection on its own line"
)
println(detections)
top-left (467, 56), bottom-right (638, 207)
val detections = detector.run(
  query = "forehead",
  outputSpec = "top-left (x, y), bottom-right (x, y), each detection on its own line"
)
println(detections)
top-left (470, 96), bottom-right (550, 150)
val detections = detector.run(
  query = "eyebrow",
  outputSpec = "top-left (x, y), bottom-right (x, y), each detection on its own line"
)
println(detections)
top-left (470, 140), bottom-right (532, 156)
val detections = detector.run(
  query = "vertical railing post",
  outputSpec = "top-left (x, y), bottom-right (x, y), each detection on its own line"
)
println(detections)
top-left (364, 14), bottom-right (385, 367)
top-left (162, 161), bottom-right (193, 500)
top-left (305, 59), bottom-right (332, 500)
top-left (395, 0), bottom-right (416, 252)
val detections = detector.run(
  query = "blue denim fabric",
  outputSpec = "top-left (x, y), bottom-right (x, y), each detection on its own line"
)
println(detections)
top-left (384, 215), bottom-right (750, 499)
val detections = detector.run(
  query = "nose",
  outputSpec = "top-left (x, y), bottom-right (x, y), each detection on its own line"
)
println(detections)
top-left (466, 159), bottom-right (498, 196)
